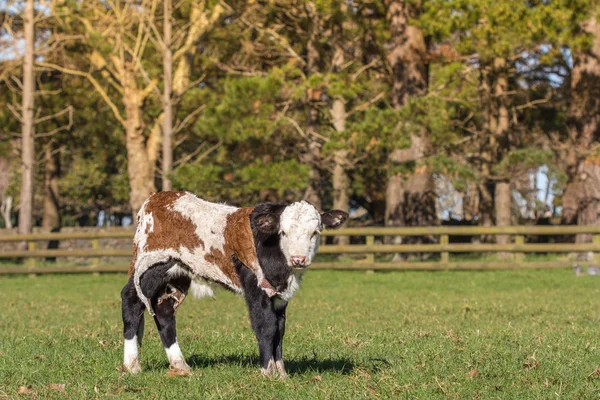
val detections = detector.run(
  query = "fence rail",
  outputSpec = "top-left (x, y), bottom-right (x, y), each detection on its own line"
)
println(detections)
top-left (0, 225), bottom-right (598, 274)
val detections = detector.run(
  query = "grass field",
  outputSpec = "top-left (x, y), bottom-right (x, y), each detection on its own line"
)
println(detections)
top-left (1, 269), bottom-right (600, 399)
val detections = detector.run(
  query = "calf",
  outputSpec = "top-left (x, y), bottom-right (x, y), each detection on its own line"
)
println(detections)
top-left (121, 191), bottom-right (348, 377)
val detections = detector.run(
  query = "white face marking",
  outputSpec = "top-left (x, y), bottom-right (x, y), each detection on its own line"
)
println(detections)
top-left (279, 201), bottom-right (322, 267)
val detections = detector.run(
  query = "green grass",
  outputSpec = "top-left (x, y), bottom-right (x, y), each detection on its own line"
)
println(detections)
top-left (1, 269), bottom-right (600, 399)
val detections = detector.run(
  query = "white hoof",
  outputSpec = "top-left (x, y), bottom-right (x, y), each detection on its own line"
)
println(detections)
top-left (124, 359), bottom-right (142, 374)
top-left (275, 360), bottom-right (288, 379)
top-left (261, 359), bottom-right (287, 379)
top-left (170, 358), bottom-right (191, 372)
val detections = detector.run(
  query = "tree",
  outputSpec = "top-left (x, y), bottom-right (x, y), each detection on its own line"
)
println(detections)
top-left (384, 0), bottom-right (438, 232)
top-left (419, 0), bottom-right (562, 241)
top-left (161, 0), bottom-right (173, 191)
top-left (18, 0), bottom-right (35, 236)
top-left (46, 0), bottom-right (227, 213)
top-left (558, 6), bottom-right (600, 248)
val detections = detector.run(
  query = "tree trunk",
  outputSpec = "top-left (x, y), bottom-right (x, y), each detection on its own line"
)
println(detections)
top-left (18, 0), bottom-right (35, 239)
top-left (385, 175), bottom-right (405, 226)
top-left (332, 151), bottom-right (350, 245)
top-left (494, 181), bottom-right (511, 244)
top-left (161, 0), bottom-right (173, 191)
top-left (462, 183), bottom-right (479, 222)
top-left (332, 148), bottom-right (350, 245)
top-left (330, 18), bottom-right (349, 244)
top-left (492, 57), bottom-right (511, 249)
top-left (385, 0), bottom-right (437, 234)
top-left (1, 196), bottom-right (13, 229)
top-left (42, 145), bottom-right (61, 261)
top-left (147, 3), bottom-right (226, 187)
top-left (0, 156), bottom-right (11, 228)
top-left (478, 182), bottom-right (494, 243)
top-left (561, 15), bottom-right (600, 258)
top-left (387, 0), bottom-right (428, 108)
top-left (123, 63), bottom-right (156, 214)
top-left (302, 142), bottom-right (323, 210)
top-left (302, 1), bottom-right (324, 211)
top-left (42, 144), bottom-right (61, 231)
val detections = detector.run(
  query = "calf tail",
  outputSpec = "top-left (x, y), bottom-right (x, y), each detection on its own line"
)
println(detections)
top-left (133, 263), bottom-right (155, 316)
top-left (128, 243), bottom-right (138, 278)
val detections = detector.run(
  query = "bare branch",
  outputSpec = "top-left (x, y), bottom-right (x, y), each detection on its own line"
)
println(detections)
top-left (10, 75), bottom-right (23, 91)
top-left (172, 3), bottom-right (226, 62)
top-left (175, 73), bottom-right (207, 100)
top-left (174, 140), bottom-right (223, 167)
top-left (34, 114), bottom-right (73, 138)
top-left (351, 59), bottom-right (380, 81)
top-left (174, 134), bottom-right (189, 148)
top-left (34, 105), bottom-right (73, 125)
top-left (141, 79), bottom-right (159, 100)
top-left (172, 142), bottom-right (206, 168)
top-left (174, 104), bottom-right (206, 135)
top-left (347, 92), bottom-right (385, 117)
top-left (515, 98), bottom-right (550, 110)
top-left (7, 104), bottom-right (23, 123)
top-left (35, 142), bottom-right (66, 165)
top-left (240, 17), bottom-right (306, 67)
top-left (215, 62), bottom-right (267, 77)
top-left (36, 61), bottom-right (127, 127)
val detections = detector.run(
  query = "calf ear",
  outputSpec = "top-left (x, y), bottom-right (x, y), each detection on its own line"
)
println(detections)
top-left (321, 210), bottom-right (349, 229)
top-left (253, 213), bottom-right (279, 234)
top-left (251, 203), bottom-right (285, 234)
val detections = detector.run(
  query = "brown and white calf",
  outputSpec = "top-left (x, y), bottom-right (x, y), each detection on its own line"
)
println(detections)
top-left (121, 191), bottom-right (348, 377)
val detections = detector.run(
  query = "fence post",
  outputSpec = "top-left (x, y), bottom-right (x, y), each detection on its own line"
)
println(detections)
top-left (593, 234), bottom-right (600, 263)
top-left (27, 241), bottom-right (36, 268)
top-left (91, 238), bottom-right (100, 267)
top-left (515, 235), bottom-right (525, 263)
top-left (440, 234), bottom-right (449, 265)
top-left (365, 235), bottom-right (375, 263)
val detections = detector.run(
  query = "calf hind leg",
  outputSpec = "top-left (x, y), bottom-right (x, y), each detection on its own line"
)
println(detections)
top-left (121, 276), bottom-right (145, 374)
top-left (140, 260), bottom-right (191, 372)
top-left (151, 294), bottom-right (190, 371)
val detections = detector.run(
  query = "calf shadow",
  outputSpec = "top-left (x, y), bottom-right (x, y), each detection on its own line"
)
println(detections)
top-left (184, 353), bottom-right (354, 375)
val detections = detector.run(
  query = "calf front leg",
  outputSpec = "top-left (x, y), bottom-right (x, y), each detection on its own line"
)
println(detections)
top-left (272, 299), bottom-right (288, 378)
top-left (252, 300), bottom-right (279, 376)
top-left (235, 256), bottom-right (287, 378)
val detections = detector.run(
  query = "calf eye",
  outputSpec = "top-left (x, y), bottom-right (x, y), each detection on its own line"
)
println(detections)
top-left (281, 231), bottom-right (286, 237)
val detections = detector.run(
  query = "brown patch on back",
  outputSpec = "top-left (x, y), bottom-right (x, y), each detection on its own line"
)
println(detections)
top-left (143, 192), bottom-right (204, 252)
top-left (204, 207), bottom-right (258, 288)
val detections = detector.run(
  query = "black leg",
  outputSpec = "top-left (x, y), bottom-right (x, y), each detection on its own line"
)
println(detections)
top-left (151, 294), bottom-right (190, 371)
top-left (234, 256), bottom-right (286, 377)
top-left (272, 300), bottom-right (288, 377)
top-left (121, 276), bottom-right (145, 373)
top-left (139, 260), bottom-right (192, 372)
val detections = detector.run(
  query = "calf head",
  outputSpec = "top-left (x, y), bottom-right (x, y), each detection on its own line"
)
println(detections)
top-left (250, 201), bottom-right (348, 288)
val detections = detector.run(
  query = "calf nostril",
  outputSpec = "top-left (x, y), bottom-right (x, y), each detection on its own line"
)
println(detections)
top-left (291, 256), bottom-right (307, 266)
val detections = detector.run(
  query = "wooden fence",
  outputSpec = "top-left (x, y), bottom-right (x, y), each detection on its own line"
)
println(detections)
top-left (0, 225), bottom-right (599, 274)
